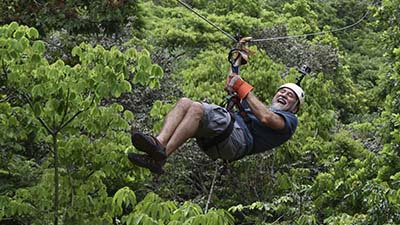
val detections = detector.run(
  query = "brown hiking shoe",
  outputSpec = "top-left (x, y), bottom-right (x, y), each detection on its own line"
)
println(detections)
top-left (131, 131), bottom-right (167, 162)
top-left (128, 152), bottom-right (165, 175)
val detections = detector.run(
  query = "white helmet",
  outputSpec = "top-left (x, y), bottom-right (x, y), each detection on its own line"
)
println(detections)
top-left (278, 83), bottom-right (305, 106)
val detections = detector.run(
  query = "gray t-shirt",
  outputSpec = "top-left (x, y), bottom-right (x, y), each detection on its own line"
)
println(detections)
top-left (235, 100), bottom-right (298, 155)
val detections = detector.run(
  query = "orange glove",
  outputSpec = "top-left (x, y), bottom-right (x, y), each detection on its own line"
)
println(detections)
top-left (227, 75), bottom-right (253, 99)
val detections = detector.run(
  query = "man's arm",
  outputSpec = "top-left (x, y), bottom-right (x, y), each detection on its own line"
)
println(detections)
top-left (226, 73), bottom-right (286, 130)
top-left (245, 92), bottom-right (285, 130)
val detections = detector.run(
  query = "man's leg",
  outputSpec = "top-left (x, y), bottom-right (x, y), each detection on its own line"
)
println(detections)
top-left (129, 98), bottom-right (203, 173)
top-left (162, 101), bottom-right (204, 156)
top-left (156, 98), bottom-right (195, 148)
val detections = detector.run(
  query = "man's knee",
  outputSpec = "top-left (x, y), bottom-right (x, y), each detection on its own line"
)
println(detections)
top-left (187, 102), bottom-right (204, 119)
top-left (176, 97), bottom-right (194, 109)
top-left (175, 98), bottom-right (203, 118)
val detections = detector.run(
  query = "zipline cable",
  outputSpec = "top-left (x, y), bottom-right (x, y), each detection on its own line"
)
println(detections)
top-left (250, 10), bottom-right (370, 42)
top-left (176, 0), bottom-right (372, 43)
top-left (177, 0), bottom-right (237, 42)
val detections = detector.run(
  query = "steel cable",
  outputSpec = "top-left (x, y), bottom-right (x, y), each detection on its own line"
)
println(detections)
top-left (176, 0), bottom-right (372, 43)
top-left (177, 0), bottom-right (237, 42)
top-left (251, 10), bottom-right (370, 42)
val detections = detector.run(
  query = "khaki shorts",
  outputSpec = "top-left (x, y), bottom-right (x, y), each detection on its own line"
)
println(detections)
top-left (195, 103), bottom-right (247, 161)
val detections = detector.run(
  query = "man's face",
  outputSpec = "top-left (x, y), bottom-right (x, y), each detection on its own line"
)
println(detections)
top-left (271, 87), bottom-right (299, 112)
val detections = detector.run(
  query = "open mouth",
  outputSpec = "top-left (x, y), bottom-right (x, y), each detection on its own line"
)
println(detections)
top-left (277, 97), bottom-right (287, 105)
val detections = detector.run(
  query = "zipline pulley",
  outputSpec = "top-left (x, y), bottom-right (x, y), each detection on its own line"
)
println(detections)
top-left (227, 36), bottom-right (254, 74)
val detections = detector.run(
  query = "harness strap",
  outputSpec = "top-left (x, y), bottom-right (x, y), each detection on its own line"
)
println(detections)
top-left (225, 95), bottom-right (250, 123)
top-left (201, 115), bottom-right (235, 149)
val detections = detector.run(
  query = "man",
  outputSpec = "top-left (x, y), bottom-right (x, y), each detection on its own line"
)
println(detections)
top-left (128, 71), bottom-right (304, 174)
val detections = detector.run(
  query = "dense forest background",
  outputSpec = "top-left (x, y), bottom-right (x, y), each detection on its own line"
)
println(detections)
top-left (1, 0), bottom-right (400, 224)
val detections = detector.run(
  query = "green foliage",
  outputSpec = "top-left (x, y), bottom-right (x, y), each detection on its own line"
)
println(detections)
top-left (282, 0), bottom-right (318, 34)
top-left (154, 0), bottom-right (267, 18)
top-left (176, 46), bottom-right (284, 104)
top-left (141, 1), bottom-right (264, 51)
top-left (150, 100), bottom-right (174, 132)
top-left (176, 47), bottom-right (229, 103)
top-left (141, 1), bottom-right (400, 224)
top-left (2, 0), bottom-right (400, 225)
top-left (229, 196), bottom-right (295, 223)
top-left (113, 187), bottom-right (137, 216)
top-left (191, 0), bottom-right (265, 17)
top-left (171, 208), bottom-right (234, 225)
top-left (309, 129), bottom-right (400, 223)
top-left (169, 201), bottom-right (203, 222)
top-left (121, 192), bottom-right (234, 225)
top-left (0, 22), bottom-right (164, 224)
top-left (373, 0), bottom-right (400, 56)
top-left (0, 21), bottom-right (235, 225)
top-left (0, 0), bottom-right (144, 35)
top-left (324, 213), bottom-right (367, 225)
top-left (133, 50), bottom-right (164, 89)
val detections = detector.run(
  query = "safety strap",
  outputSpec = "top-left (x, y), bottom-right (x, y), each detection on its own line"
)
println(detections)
top-left (225, 95), bottom-right (249, 120)
top-left (225, 36), bottom-right (254, 120)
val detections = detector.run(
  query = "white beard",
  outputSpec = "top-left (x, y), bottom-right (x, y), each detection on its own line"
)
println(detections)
top-left (271, 102), bottom-right (287, 111)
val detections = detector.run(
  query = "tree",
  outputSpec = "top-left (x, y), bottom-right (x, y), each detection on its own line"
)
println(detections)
top-left (0, 0), bottom-right (144, 35)
top-left (0, 21), bottom-right (145, 224)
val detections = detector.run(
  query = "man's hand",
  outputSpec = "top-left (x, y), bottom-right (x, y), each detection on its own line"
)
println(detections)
top-left (225, 71), bottom-right (253, 99)
top-left (224, 69), bottom-right (237, 94)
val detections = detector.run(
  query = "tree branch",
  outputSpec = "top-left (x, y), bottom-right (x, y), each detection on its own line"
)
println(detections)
top-left (57, 92), bottom-right (95, 133)
top-left (60, 88), bottom-right (70, 126)
top-left (57, 109), bottom-right (83, 133)
top-left (62, 166), bottom-right (75, 219)
top-left (52, 133), bottom-right (59, 225)
top-left (23, 93), bottom-right (53, 135)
